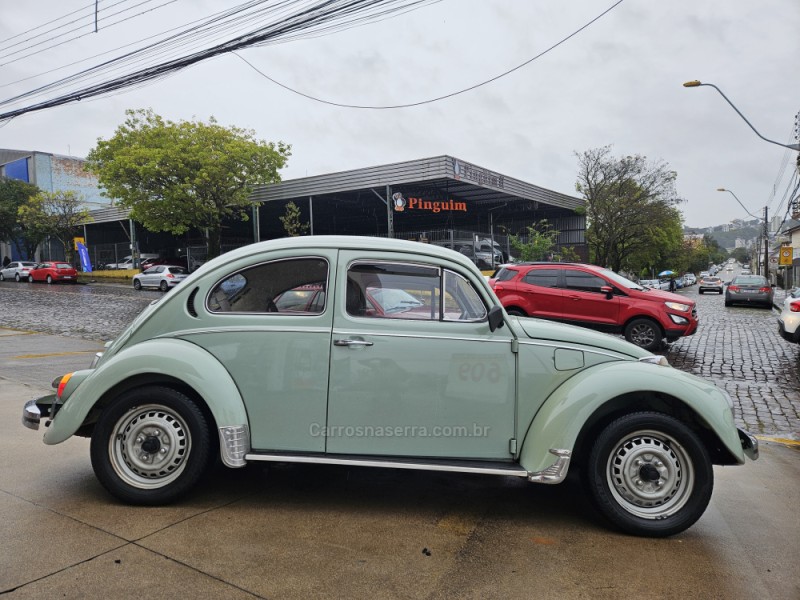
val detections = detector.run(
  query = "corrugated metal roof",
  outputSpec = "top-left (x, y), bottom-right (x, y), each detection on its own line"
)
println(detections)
top-left (250, 155), bottom-right (582, 211)
top-left (85, 205), bottom-right (130, 224)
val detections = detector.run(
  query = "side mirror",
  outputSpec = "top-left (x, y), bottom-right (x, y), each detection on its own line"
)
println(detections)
top-left (600, 285), bottom-right (614, 300)
top-left (488, 305), bottom-right (505, 331)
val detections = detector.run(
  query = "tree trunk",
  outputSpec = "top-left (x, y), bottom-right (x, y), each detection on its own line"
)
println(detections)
top-left (207, 225), bottom-right (222, 259)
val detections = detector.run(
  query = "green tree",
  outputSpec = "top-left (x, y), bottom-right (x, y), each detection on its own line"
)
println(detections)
top-left (17, 190), bottom-right (91, 262)
top-left (0, 176), bottom-right (41, 258)
top-left (509, 220), bottom-right (561, 261)
top-left (576, 146), bottom-right (684, 272)
top-left (86, 109), bottom-right (291, 258)
top-left (279, 201), bottom-right (309, 237)
top-left (729, 246), bottom-right (749, 264)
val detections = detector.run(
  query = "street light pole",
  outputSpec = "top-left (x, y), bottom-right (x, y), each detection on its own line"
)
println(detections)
top-left (683, 81), bottom-right (800, 151)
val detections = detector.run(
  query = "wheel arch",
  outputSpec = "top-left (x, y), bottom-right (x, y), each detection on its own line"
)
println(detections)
top-left (43, 338), bottom-right (248, 448)
top-left (517, 363), bottom-right (743, 475)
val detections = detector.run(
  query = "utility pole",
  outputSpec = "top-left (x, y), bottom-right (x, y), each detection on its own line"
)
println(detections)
top-left (763, 205), bottom-right (769, 281)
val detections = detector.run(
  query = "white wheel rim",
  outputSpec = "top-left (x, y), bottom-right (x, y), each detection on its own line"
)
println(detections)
top-left (108, 404), bottom-right (192, 489)
top-left (606, 429), bottom-right (695, 520)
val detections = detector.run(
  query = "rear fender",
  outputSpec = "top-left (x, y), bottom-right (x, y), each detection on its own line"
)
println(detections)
top-left (43, 338), bottom-right (247, 445)
top-left (518, 362), bottom-right (743, 474)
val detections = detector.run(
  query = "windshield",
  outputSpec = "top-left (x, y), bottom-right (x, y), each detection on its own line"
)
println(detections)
top-left (600, 269), bottom-right (645, 290)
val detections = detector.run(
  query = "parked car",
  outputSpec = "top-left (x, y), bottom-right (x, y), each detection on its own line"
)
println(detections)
top-left (740, 268), bottom-right (751, 276)
top-left (488, 262), bottom-right (698, 351)
top-left (132, 265), bottom-right (190, 291)
top-left (28, 262), bottom-right (78, 284)
top-left (697, 276), bottom-right (724, 294)
top-left (777, 288), bottom-right (800, 344)
top-left (683, 273), bottom-right (696, 286)
top-left (725, 275), bottom-right (774, 308)
top-left (141, 256), bottom-right (204, 272)
top-left (0, 260), bottom-right (36, 282)
top-left (105, 254), bottom-right (159, 270)
top-left (21, 236), bottom-right (756, 538)
top-left (638, 279), bottom-right (660, 290)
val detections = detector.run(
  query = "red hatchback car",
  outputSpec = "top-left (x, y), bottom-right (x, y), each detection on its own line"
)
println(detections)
top-left (489, 262), bottom-right (698, 351)
top-left (28, 262), bottom-right (78, 284)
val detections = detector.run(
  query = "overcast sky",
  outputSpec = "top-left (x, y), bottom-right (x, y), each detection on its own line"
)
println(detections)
top-left (1, 0), bottom-right (799, 229)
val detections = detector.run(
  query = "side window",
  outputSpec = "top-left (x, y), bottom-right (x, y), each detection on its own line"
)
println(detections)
top-left (207, 257), bottom-right (328, 314)
top-left (493, 267), bottom-right (518, 282)
top-left (347, 262), bottom-right (438, 320)
top-left (443, 270), bottom-right (487, 322)
top-left (522, 268), bottom-right (559, 287)
top-left (346, 262), bottom-right (487, 322)
top-left (564, 270), bottom-right (608, 293)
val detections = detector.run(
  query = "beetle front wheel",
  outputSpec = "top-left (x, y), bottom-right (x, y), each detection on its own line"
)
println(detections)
top-left (585, 412), bottom-right (713, 537)
top-left (90, 386), bottom-right (211, 505)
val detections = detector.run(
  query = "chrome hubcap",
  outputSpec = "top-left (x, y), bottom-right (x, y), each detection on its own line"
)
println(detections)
top-left (109, 404), bottom-right (191, 489)
top-left (606, 429), bottom-right (694, 519)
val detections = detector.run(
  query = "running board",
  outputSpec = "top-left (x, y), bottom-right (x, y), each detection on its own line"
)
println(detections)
top-left (244, 452), bottom-right (529, 478)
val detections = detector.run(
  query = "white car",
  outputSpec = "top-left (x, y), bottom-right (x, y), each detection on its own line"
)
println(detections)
top-left (132, 265), bottom-right (190, 291)
top-left (777, 289), bottom-right (800, 344)
top-left (0, 261), bottom-right (36, 282)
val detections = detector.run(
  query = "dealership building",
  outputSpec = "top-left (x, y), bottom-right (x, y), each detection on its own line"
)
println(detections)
top-left (2, 151), bottom-right (586, 267)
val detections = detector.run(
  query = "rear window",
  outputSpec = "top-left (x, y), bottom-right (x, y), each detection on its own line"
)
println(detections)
top-left (733, 276), bottom-right (767, 286)
top-left (491, 267), bottom-right (518, 281)
top-left (55, 263), bottom-right (72, 269)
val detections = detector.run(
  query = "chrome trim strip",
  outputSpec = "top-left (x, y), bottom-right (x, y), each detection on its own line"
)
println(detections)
top-left (527, 449), bottom-right (571, 484)
top-left (169, 326), bottom-right (332, 337)
top-left (218, 425), bottom-right (250, 468)
top-left (244, 453), bottom-right (529, 477)
top-left (22, 399), bottom-right (41, 431)
top-left (331, 330), bottom-right (512, 344)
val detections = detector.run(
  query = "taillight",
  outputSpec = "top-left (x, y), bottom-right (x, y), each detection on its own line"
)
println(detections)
top-left (56, 372), bottom-right (73, 398)
top-left (759, 287), bottom-right (770, 293)
top-left (494, 284), bottom-right (504, 291)
top-left (166, 273), bottom-right (174, 278)
top-left (729, 285), bottom-right (740, 292)
top-left (790, 301), bottom-right (800, 313)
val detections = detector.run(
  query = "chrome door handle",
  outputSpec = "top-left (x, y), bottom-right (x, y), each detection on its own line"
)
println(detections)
top-left (334, 338), bottom-right (373, 347)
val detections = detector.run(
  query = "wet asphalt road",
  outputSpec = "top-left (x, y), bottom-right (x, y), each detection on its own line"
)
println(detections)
top-left (1, 272), bottom-right (798, 439)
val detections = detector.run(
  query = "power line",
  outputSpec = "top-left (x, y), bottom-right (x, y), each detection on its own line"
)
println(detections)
top-left (233, 0), bottom-right (624, 109)
top-left (0, 0), bottom-right (441, 122)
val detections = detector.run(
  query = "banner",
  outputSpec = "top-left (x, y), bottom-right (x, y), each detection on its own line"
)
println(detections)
top-left (77, 242), bottom-right (93, 273)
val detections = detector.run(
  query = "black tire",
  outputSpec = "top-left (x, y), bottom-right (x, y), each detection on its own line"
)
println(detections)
top-left (698, 290), bottom-right (703, 294)
top-left (28, 275), bottom-right (34, 283)
top-left (623, 318), bottom-right (662, 351)
top-left (46, 275), bottom-right (53, 284)
top-left (15, 273), bottom-right (21, 282)
top-left (90, 386), bottom-right (212, 505)
top-left (724, 299), bottom-right (732, 307)
top-left (585, 412), bottom-right (713, 537)
top-left (133, 279), bottom-right (142, 290)
top-left (160, 280), bottom-right (169, 292)
top-left (505, 308), bottom-right (527, 317)
top-left (0, 273), bottom-right (4, 281)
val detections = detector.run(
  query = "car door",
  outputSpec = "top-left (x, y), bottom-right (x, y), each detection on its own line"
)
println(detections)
top-left (518, 268), bottom-right (563, 318)
top-left (326, 251), bottom-right (516, 460)
top-left (142, 266), bottom-right (163, 287)
top-left (560, 268), bottom-right (620, 326)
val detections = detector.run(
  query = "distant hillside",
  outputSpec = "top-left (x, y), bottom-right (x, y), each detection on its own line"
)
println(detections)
top-left (684, 224), bottom-right (760, 251)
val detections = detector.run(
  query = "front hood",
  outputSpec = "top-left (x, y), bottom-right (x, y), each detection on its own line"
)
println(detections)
top-left (637, 288), bottom-right (693, 304)
top-left (513, 316), bottom-right (650, 359)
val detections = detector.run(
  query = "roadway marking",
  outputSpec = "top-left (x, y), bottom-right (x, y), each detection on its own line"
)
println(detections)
top-left (755, 436), bottom-right (800, 448)
top-left (14, 351), bottom-right (97, 359)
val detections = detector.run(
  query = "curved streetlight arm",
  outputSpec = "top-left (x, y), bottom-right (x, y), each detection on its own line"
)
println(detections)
top-left (716, 188), bottom-right (761, 221)
top-left (683, 81), bottom-right (800, 151)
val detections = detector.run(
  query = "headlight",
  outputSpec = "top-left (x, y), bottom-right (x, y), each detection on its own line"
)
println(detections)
top-left (639, 355), bottom-right (670, 367)
top-left (665, 301), bottom-right (690, 312)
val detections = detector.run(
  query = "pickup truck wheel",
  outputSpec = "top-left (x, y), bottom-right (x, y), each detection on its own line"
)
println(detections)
top-left (585, 412), bottom-right (713, 537)
top-left (505, 308), bottom-right (527, 317)
top-left (90, 386), bottom-right (211, 505)
top-left (624, 318), bottom-right (662, 351)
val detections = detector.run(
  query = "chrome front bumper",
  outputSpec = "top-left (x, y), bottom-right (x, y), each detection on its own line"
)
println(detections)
top-left (738, 428), bottom-right (759, 461)
top-left (22, 394), bottom-right (58, 431)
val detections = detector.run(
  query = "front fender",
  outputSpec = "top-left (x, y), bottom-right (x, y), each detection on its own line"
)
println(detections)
top-left (518, 362), bottom-right (743, 474)
top-left (44, 338), bottom-right (247, 445)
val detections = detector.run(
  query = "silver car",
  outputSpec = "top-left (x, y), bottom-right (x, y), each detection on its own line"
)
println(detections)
top-left (132, 265), bottom-right (189, 291)
top-left (0, 261), bottom-right (36, 282)
top-left (724, 275), bottom-right (773, 308)
top-left (777, 288), bottom-right (800, 344)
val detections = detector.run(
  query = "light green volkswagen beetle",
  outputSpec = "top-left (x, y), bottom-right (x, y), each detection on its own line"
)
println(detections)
top-left (23, 236), bottom-right (757, 537)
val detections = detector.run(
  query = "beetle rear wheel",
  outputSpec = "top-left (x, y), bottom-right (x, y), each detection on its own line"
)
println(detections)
top-left (90, 386), bottom-right (211, 504)
top-left (585, 412), bottom-right (713, 537)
